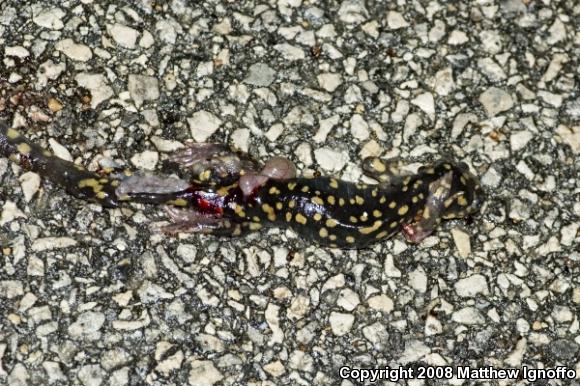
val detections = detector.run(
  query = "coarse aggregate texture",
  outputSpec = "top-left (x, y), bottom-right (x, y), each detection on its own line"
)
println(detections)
top-left (0, 0), bottom-right (579, 385)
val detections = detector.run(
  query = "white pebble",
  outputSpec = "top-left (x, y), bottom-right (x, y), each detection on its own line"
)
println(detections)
top-left (55, 39), bottom-right (92, 61)
top-left (454, 274), bottom-right (489, 297)
top-left (108, 23), bottom-right (140, 49)
top-left (317, 73), bottom-right (342, 92)
top-left (387, 11), bottom-right (409, 29)
top-left (479, 87), bottom-right (513, 117)
top-left (329, 312), bottom-right (355, 336)
top-left (188, 111), bottom-right (222, 142)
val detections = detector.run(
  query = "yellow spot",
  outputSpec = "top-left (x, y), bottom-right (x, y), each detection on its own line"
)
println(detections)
top-left (327, 196), bottom-right (336, 205)
top-left (16, 143), bottom-right (31, 155)
top-left (43, 150), bottom-right (52, 157)
top-left (301, 185), bottom-right (309, 193)
top-left (6, 128), bottom-right (20, 139)
top-left (99, 178), bottom-right (109, 184)
top-left (398, 205), bottom-right (409, 216)
top-left (249, 223), bottom-right (262, 230)
top-left (329, 234), bottom-right (337, 241)
top-left (234, 205), bottom-right (246, 217)
top-left (371, 189), bottom-right (378, 197)
top-left (371, 158), bottom-right (386, 172)
top-left (444, 197), bottom-right (454, 208)
top-left (329, 179), bottom-right (338, 188)
top-left (199, 169), bottom-right (211, 181)
top-left (276, 202), bottom-right (283, 210)
top-left (423, 207), bottom-right (431, 219)
top-left (295, 213), bottom-right (307, 224)
top-left (96, 191), bottom-right (107, 200)
top-left (349, 216), bottom-right (358, 223)
top-left (312, 196), bottom-right (324, 205)
top-left (167, 198), bottom-right (188, 206)
top-left (269, 186), bottom-right (281, 195)
top-left (457, 195), bottom-right (468, 206)
top-left (289, 200), bottom-right (296, 208)
top-left (425, 167), bottom-right (435, 174)
top-left (418, 193), bottom-right (425, 199)
top-left (346, 236), bottom-right (355, 244)
top-left (412, 196), bottom-right (419, 203)
top-left (110, 180), bottom-right (120, 187)
top-left (319, 228), bottom-right (328, 238)
top-left (359, 220), bottom-right (382, 234)
top-left (78, 178), bottom-right (100, 188)
top-left (376, 231), bottom-right (388, 239)
top-left (288, 182), bottom-right (297, 190)
top-left (355, 195), bottom-right (364, 205)
top-left (413, 179), bottom-right (423, 189)
top-left (389, 201), bottom-right (397, 209)
top-left (339, 198), bottom-right (345, 206)
top-left (262, 204), bottom-right (276, 221)
top-left (380, 196), bottom-right (386, 203)
top-left (313, 213), bottom-right (322, 221)
top-left (285, 212), bottom-right (292, 222)
top-left (252, 216), bottom-right (261, 222)
top-left (460, 175), bottom-right (467, 185)
top-left (402, 185), bottom-right (408, 192)
top-left (349, 198), bottom-right (355, 204)
top-left (360, 212), bottom-right (368, 221)
top-left (326, 219), bottom-right (338, 228)
top-left (390, 221), bottom-right (398, 228)
top-left (373, 209), bottom-right (382, 218)
top-left (443, 163), bottom-right (452, 170)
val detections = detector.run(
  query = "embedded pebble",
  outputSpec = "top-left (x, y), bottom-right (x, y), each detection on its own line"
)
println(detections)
top-left (188, 360), bottom-right (223, 386)
top-left (188, 111), bottom-right (222, 142)
top-left (0, 201), bottom-right (26, 226)
top-left (55, 39), bottom-right (92, 61)
top-left (411, 92), bottom-right (435, 120)
top-left (243, 63), bottom-right (276, 87)
top-left (510, 131), bottom-right (534, 152)
top-left (329, 312), bottom-right (355, 336)
top-left (349, 114), bottom-right (369, 140)
top-left (0, 281), bottom-right (24, 299)
top-left (274, 44), bottom-right (305, 61)
top-left (454, 274), bottom-right (489, 297)
top-left (231, 128), bottom-right (250, 152)
top-left (367, 294), bottom-right (394, 313)
top-left (128, 75), bottom-right (160, 108)
top-left (130, 150), bottom-right (159, 170)
top-left (387, 11), bottom-right (409, 29)
top-left (338, 0), bottom-right (368, 24)
top-left (68, 311), bottom-right (105, 337)
top-left (108, 23), bottom-right (140, 49)
top-left (479, 87), bottom-right (514, 117)
top-left (451, 307), bottom-right (486, 325)
top-left (317, 73), bottom-right (342, 92)
top-left (451, 228), bottom-right (472, 258)
top-left (314, 148), bottom-right (348, 172)
top-left (75, 73), bottom-right (114, 108)
top-left (337, 289), bottom-right (360, 311)
top-left (32, 7), bottom-right (65, 30)
top-left (31, 237), bottom-right (77, 252)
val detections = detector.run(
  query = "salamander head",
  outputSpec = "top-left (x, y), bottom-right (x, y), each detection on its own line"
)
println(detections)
top-left (419, 161), bottom-right (484, 220)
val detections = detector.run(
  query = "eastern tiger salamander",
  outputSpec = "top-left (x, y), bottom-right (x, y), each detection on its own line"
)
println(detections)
top-left (1, 121), bottom-right (483, 249)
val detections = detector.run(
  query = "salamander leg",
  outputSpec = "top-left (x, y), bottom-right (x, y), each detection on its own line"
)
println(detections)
top-left (169, 143), bottom-right (259, 186)
top-left (361, 157), bottom-right (406, 186)
top-left (158, 205), bottom-right (252, 237)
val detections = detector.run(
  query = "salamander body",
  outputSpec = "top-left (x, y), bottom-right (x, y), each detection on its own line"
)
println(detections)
top-left (1, 120), bottom-right (483, 248)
